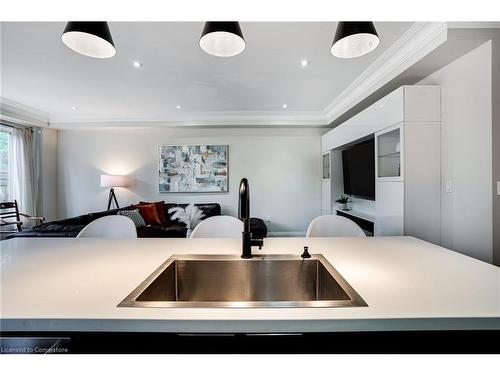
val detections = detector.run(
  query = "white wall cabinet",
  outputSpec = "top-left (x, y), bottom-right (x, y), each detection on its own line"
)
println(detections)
top-left (374, 120), bottom-right (441, 244)
top-left (321, 152), bottom-right (332, 215)
top-left (375, 124), bottom-right (403, 181)
top-left (321, 181), bottom-right (331, 215)
top-left (322, 85), bottom-right (441, 245)
top-left (330, 150), bottom-right (344, 213)
top-left (322, 153), bottom-right (330, 180)
top-left (375, 181), bottom-right (404, 236)
top-left (403, 121), bottom-right (441, 244)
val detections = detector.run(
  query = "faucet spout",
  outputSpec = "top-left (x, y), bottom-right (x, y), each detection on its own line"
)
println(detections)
top-left (238, 178), bottom-right (263, 259)
top-left (238, 178), bottom-right (250, 232)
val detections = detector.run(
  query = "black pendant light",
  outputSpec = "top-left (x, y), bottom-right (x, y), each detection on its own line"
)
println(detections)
top-left (61, 22), bottom-right (116, 58)
top-left (331, 22), bottom-right (379, 58)
top-left (199, 22), bottom-right (245, 57)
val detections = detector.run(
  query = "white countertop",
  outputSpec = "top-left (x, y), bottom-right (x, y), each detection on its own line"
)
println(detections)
top-left (1, 237), bottom-right (499, 333)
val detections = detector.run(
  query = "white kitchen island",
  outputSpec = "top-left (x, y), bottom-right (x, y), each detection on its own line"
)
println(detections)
top-left (1, 236), bottom-right (499, 335)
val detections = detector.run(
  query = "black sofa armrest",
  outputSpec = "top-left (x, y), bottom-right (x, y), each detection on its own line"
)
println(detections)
top-left (32, 206), bottom-right (133, 233)
top-left (7, 230), bottom-right (80, 239)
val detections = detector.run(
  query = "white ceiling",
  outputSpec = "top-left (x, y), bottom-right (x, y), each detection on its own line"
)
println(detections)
top-left (1, 22), bottom-right (412, 125)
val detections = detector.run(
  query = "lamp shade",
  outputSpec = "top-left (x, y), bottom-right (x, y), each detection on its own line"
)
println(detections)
top-left (199, 22), bottom-right (245, 57)
top-left (331, 22), bottom-right (379, 58)
top-left (100, 174), bottom-right (129, 188)
top-left (62, 22), bottom-right (116, 58)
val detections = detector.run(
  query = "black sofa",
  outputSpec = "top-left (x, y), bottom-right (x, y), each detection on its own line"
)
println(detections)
top-left (7, 203), bottom-right (267, 239)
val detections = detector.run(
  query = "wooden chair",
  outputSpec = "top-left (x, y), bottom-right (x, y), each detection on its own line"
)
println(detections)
top-left (0, 200), bottom-right (45, 233)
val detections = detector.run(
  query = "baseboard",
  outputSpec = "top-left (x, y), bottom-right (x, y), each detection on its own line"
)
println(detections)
top-left (267, 231), bottom-right (306, 237)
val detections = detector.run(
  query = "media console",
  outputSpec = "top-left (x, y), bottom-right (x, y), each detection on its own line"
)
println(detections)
top-left (336, 209), bottom-right (374, 236)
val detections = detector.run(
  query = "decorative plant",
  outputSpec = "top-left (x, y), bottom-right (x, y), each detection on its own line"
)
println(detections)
top-left (336, 195), bottom-right (350, 204)
top-left (168, 203), bottom-right (205, 230)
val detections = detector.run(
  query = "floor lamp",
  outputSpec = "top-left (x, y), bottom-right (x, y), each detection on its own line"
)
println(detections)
top-left (100, 175), bottom-right (129, 211)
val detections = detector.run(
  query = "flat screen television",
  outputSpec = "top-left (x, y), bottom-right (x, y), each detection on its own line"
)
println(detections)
top-left (342, 139), bottom-right (375, 200)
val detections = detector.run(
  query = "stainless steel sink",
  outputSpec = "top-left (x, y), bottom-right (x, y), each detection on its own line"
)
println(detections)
top-left (118, 254), bottom-right (367, 308)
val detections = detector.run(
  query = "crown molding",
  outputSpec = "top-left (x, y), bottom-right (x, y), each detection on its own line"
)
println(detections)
top-left (48, 122), bottom-right (331, 134)
top-left (447, 22), bottom-right (500, 29)
top-left (322, 22), bottom-right (448, 125)
top-left (49, 120), bottom-right (331, 130)
top-left (0, 97), bottom-right (49, 127)
top-left (48, 110), bottom-right (329, 129)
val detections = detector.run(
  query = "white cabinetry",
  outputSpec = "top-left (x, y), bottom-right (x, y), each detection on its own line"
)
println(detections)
top-left (376, 124), bottom-right (403, 181)
top-left (321, 152), bottom-right (331, 215)
top-left (375, 180), bottom-right (404, 236)
top-left (403, 121), bottom-right (441, 244)
top-left (322, 85), bottom-right (441, 244)
top-left (330, 150), bottom-right (344, 213)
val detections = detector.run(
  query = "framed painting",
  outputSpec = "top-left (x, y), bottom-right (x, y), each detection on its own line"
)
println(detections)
top-left (159, 145), bottom-right (228, 193)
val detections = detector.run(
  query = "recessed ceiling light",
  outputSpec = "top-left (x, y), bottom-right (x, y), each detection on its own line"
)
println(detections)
top-left (379, 104), bottom-right (385, 108)
top-left (300, 60), bottom-right (309, 67)
top-left (282, 104), bottom-right (288, 109)
top-left (132, 61), bottom-right (143, 68)
top-left (176, 105), bottom-right (182, 109)
top-left (71, 106), bottom-right (77, 111)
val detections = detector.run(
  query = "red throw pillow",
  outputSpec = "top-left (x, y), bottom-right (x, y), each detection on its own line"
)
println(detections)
top-left (132, 203), bottom-right (162, 226)
top-left (139, 201), bottom-right (167, 224)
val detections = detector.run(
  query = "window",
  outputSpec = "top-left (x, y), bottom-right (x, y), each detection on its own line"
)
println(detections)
top-left (0, 126), bottom-right (12, 202)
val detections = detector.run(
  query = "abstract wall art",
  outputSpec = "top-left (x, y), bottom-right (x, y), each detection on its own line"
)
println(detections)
top-left (159, 145), bottom-right (228, 193)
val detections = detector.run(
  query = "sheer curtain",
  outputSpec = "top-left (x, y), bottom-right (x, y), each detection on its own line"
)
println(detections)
top-left (10, 127), bottom-right (37, 224)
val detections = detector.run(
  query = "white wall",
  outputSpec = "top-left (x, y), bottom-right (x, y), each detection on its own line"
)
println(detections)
top-left (57, 127), bottom-right (322, 235)
top-left (41, 127), bottom-right (57, 221)
top-left (418, 41), bottom-right (493, 262)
